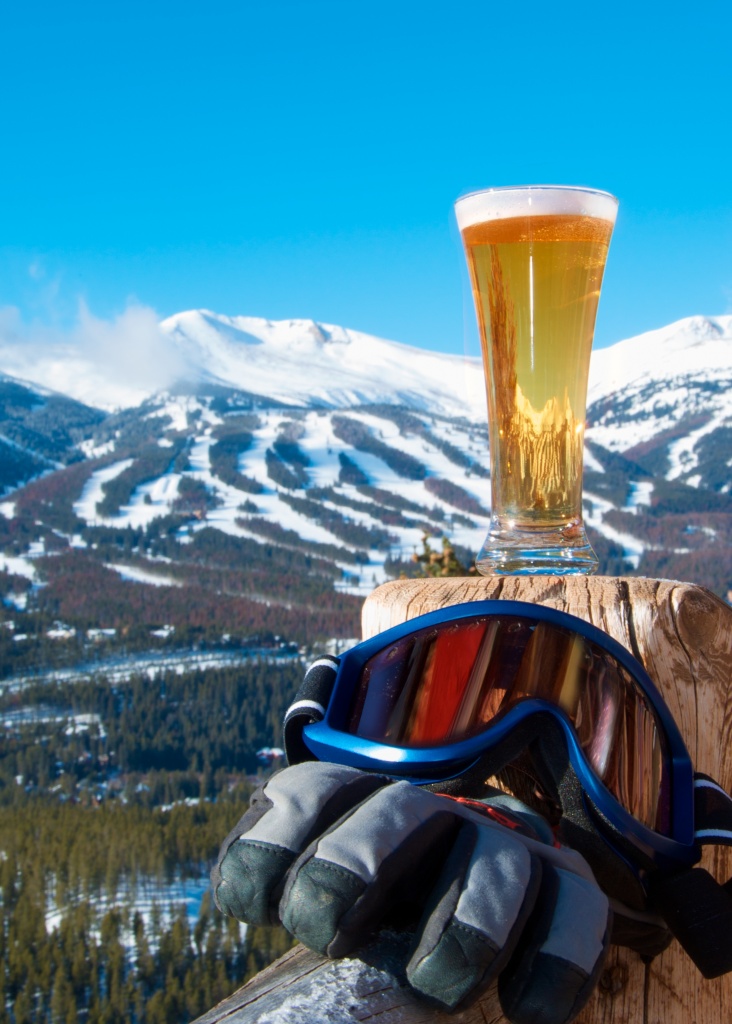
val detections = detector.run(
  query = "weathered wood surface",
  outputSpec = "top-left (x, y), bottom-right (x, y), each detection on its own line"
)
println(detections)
top-left (195, 576), bottom-right (732, 1024)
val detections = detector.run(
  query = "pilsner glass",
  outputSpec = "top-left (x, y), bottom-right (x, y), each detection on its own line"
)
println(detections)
top-left (455, 185), bottom-right (618, 575)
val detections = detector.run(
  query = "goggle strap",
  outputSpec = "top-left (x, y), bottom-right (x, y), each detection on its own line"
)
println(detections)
top-left (693, 773), bottom-right (732, 847)
top-left (645, 774), bottom-right (732, 978)
top-left (283, 655), bottom-right (340, 765)
top-left (649, 867), bottom-right (732, 979)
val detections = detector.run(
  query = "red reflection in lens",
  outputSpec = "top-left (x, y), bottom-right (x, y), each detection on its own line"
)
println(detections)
top-left (406, 621), bottom-right (488, 744)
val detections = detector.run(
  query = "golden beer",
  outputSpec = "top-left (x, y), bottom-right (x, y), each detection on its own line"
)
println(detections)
top-left (455, 186), bottom-right (618, 574)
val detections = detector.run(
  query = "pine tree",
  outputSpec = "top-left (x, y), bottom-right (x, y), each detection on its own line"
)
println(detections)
top-left (51, 970), bottom-right (74, 1024)
top-left (412, 533), bottom-right (475, 577)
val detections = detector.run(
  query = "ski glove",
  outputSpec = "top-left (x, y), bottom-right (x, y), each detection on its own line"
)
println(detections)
top-left (212, 762), bottom-right (611, 1023)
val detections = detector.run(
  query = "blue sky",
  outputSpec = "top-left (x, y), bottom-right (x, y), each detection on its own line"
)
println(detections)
top-left (1, 0), bottom-right (731, 357)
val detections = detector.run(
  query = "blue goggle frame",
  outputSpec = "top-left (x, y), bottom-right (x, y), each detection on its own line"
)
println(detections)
top-left (295, 600), bottom-right (699, 874)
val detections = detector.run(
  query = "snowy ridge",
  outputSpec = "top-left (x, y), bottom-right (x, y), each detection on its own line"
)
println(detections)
top-left (586, 315), bottom-right (732, 454)
top-left (588, 315), bottom-right (732, 403)
top-left (161, 310), bottom-right (487, 420)
top-left (2, 308), bottom-right (731, 448)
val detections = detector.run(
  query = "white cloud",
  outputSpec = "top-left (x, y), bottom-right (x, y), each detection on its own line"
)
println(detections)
top-left (0, 301), bottom-right (188, 410)
top-left (75, 301), bottom-right (187, 392)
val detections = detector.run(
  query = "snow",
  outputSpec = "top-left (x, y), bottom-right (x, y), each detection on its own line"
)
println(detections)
top-left (8, 309), bottom-right (485, 419)
top-left (151, 624), bottom-right (175, 638)
top-left (45, 874), bottom-right (215, 942)
top-left (74, 457), bottom-right (183, 531)
top-left (78, 437), bottom-right (117, 459)
top-left (120, 473), bottom-right (183, 528)
top-left (583, 445), bottom-right (605, 473)
top-left (187, 433), bottom-right (213, 473)
top-left (321, 637), bottom-right (360, 656)
top-left (624, 481), bottom-right (653, 513)
top-left (254, 956), bottom-right (398, 1024)
top-left (0, 549), bottom-right (42, 608)
top-left (2, 707), bottom-right (104, 736)
top-left (588, 315), bottom-right (732, 403)
top-left (666, 414), bottom-right (724, 481)
top-left (64, 712), bottom-right (106, 737)
top-left (0, 309), bottom-right (482, 417)
top-left (583, 490), bottom-right (648, 568)
top-left (105, 563), bottom-right (183, 588)
top-left (74, 458), bottom-right (135, 521)
top-left (0, 501), bottom-right (16, 519)
top-left (42, 362), bottom-right (145, 409)
top-left (587, 315), bottom-right (732, 453)
top-left (3, 705), bottom-right (55, 727)
top-left (151, 396), bottom-right (200, 432)
top-left (47, 624), bottom-right (77, 639)
top-left (0, 553), bottom-right (37, 581)
top-left (1, 647), bottom-right (304, 691)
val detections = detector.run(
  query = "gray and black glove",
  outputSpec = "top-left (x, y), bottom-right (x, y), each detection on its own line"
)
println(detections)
top-left (212, 762), bottom-right (611, 1023)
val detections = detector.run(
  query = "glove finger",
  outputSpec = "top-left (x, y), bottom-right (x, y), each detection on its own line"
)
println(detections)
top-left (498, 864), bottom-right (611, 1024)
top-left (280, 781), bottom-right (460, 957)
top-left (213, 762), bottom-right (390, 925)
top-left (406, 819), bottom-right (542, 1012)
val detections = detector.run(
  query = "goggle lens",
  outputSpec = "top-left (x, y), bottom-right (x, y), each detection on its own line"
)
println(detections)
top-left (345, 616), bottom-right (670, 833)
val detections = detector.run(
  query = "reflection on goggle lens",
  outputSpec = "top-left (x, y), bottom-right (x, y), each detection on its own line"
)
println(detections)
top-left (346, 616), bottom-right (669, 833)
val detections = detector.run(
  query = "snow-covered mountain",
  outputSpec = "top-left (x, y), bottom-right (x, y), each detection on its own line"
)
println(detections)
top-left (0, 309), bottom-right (487, 417)
top-left (587, 315), bottom-right (732, 461)
top-left (0, 311), bottom-right (731, 637)
top-left (161, 311), bottom-right (488, 420)
top-left (162, 312), bottom-right (732, 488)
top-left (4, 308), bottom-right (732, 447)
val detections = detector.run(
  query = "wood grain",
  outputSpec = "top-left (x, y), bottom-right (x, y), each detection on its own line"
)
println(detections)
top-left (195, 576), bottom-right (732, 1024)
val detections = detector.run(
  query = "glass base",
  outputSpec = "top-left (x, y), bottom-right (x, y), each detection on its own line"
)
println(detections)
top-left (475, 518), bottom-right (599, 576)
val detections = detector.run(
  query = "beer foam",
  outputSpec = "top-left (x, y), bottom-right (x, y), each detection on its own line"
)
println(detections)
top-left (454, 186), bottom-right (618, 231)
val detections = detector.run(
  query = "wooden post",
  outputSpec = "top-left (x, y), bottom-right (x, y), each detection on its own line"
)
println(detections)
top-left (195, 576), bottom-right (732, 1024)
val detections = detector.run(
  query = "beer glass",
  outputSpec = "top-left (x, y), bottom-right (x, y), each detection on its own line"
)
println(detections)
top-left (455, 185), bottom-right (618, 575)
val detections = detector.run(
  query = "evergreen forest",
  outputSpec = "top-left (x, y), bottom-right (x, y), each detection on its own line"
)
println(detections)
top-left (0, 662), bottom-right (303, 1024)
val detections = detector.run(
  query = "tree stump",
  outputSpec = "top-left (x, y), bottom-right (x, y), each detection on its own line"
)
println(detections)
top-left (195, 576), bottom-right (732, 1024)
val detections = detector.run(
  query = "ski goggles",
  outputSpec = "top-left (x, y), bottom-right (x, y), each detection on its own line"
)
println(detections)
top-left (284, 600), bottom-right (729, 874)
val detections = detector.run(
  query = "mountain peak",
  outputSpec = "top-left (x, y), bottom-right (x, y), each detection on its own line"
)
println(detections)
top-left (587, 313), bottom-right (732, 406)
top-left (155, 312), bottom-right (485, 418)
